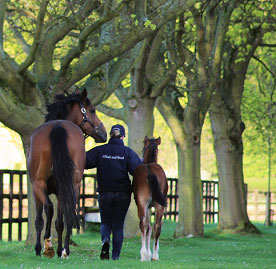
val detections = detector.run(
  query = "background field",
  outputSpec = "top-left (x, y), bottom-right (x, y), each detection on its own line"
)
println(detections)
top-left (1, 221), bottom-right (276, 269)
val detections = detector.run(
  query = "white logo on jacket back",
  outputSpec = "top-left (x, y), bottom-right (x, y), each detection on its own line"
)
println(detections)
top-left (102, 155), bottom-right (124, 160)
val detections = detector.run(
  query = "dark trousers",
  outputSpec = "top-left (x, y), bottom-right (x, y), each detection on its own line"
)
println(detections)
top-left (98, 192), bottom-right (131, 259)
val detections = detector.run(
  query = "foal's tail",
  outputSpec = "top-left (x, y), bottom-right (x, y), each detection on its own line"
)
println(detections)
top-left (147, 170), bottom-right (167, 207)
top-left (49, 124), bottom-right (80, 229)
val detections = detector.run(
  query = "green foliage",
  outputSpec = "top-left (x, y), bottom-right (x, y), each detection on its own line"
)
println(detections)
top-left (130, 14), bottom-right (139, 26)
top-left (226, 1), bottom-right (275, 64)
top-left (242, 43), bottom-right (276, 189)
top-left (1, 221), bottom-right (276, 268)
top-left (144, 19), bottom-right (156, 31)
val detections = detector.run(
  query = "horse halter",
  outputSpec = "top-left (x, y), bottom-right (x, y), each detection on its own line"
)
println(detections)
top-left (79, 102), bottom-right (103, 138)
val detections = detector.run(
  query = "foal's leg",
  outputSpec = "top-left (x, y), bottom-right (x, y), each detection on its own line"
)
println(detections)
top-left (145, 208), bottom-right (152, 261)
top-left (138, 203), bottom-right (149, 262)
top-left (152, 205), bottom-right (165, 261)
top-left (34, 196), bottom-right (44, 256)
top-left (55, 199), bottom-right (64, 258)
top-left (43, 195), bottom-right (55, 258)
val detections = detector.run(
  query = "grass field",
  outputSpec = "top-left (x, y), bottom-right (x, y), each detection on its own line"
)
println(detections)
top-left (0, 221), bottom-right (276, 269)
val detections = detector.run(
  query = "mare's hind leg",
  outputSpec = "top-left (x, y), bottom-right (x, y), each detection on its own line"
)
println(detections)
top-left (152, 205), bottom-right (165, 261)
top-left (55, 198), bottom-right (64, 258)
top-left (34, 196), bottom-right (44, 256)
top-left (61, 221), bottom-right (72, 258)
top-left (43, 196), bottom-right (55, 258)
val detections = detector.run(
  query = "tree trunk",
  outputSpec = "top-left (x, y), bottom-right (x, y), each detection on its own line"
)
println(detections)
top-left (209, 92), bottom-right (258, 233)
top-left (156, 96), bottom-right (204, 237)
top-left (124, 97), bottom-right (155, 238)
top-left (174, 131), bottom-right (203, 237)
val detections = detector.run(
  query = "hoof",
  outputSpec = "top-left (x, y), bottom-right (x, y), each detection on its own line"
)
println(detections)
top-left (43, 238), bottom-right (55, 258)
top-left (152, 252), bottom-right (159, 261)
top-left (140, 252), bottom-right (151, 262)
top-left (151, 257), bottom-right (159, 261)
top-left (61, 248), bottom-right (69, 259)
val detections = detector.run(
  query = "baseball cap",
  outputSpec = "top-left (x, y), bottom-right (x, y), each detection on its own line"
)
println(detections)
top-left (110, 124), bottom-right (125, 137)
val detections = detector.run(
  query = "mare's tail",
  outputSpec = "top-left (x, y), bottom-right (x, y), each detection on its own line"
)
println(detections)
top-left (49, 124), bottom-right (80, 229)
top-left (147, 170), bottom-right (167, 207)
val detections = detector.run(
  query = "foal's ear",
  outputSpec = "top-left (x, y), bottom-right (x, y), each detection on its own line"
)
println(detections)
top-left (156, 137), bottom-right (161, 145)
top-left (81, 88), bottom-right (88, 99)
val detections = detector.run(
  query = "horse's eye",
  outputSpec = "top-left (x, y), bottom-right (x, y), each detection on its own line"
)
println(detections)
top-left (90, 109), bottom-right (95, 114)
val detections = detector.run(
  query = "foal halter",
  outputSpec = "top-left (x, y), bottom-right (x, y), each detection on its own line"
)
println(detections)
top-left (79, 102), bottom-right (103, 138)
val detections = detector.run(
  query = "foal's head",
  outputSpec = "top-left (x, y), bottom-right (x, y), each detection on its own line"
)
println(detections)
top-left (45, 88), bottom-right (107, 143)
top-left (142, 136), bottom-right (161, 164)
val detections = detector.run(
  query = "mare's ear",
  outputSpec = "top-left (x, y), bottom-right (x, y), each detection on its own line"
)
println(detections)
top-left (143, 136), bottom-right (149, 144)
top-left (156, 137), bottom-right (161, 145)
top-left (81, 88), bottom-right (88, 99)
top-left (74, 87), bottom-right (81, 94)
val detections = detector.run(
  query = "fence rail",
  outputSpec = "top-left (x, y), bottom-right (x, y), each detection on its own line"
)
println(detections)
top-left (0, 170), bottom-right (28, 241)
top-left (0, 169), bottom-right (219, 241)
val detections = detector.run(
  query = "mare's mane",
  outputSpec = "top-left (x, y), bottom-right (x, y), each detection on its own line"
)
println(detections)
top-left (45, 93), bottom-right (91, 122)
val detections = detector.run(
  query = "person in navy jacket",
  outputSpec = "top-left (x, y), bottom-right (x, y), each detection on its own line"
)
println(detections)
top-left (85, 124), bottom-right (141, 260)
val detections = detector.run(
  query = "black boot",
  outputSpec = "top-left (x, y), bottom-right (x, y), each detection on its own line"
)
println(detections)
top-left (100, 240), bottom-right (110, 260)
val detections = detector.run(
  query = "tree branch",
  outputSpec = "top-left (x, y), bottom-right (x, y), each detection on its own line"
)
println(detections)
top-left (252, 55), bottom-right (276, 77)
top-left (64, 0), bottom-right (194, 90)
top-left (156, 94), bottom-right (185, 141)
top-left (174, 14), bottom-right (194, 80)
top-left (114, 85), bottom-right (129, 107)
top-left (0, 87), bottom-right (44, 135)
top-left (134, 36), bottom-right (155, 97)
top-left (259, 43), bottom-right (276, 47)
top-left (7, 19), bottom-right (30, 55)
top-left (0, 0), bottom-right (7, 48)
top-left (191, 5), bottom-right (208, 65)
top-left (36, 0), bottom-right (98, 77)
top-left (59, 1), bottom-right (126, 78)
top-left (96, 103), bottom-right (125, 121)
top-left (0, 51), bottom-right (24, 99)
top-left (17, 0), bottom-right (49, 75)
top-left (151, 65), bottom-right (177, 98)
top-left (146, 28), bottom-right (165, 77)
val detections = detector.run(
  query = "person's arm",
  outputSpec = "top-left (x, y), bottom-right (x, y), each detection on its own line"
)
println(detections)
top-left (127, 148), bottom-right (142, 175)
top-left (85, 147), bottom-right (98, 169)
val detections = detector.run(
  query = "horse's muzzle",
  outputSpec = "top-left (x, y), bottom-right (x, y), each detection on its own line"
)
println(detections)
top-left (94, 130), bottom-right (107, 143)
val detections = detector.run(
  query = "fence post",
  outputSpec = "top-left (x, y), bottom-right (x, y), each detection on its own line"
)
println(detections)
top-left (0, 171), bottom-right (3, 241)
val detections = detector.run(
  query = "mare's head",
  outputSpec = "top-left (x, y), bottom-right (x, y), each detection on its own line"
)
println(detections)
top-left (45, 88), bottom-right (107, 143)
top-left (142, 136), bottom-right (161, 164)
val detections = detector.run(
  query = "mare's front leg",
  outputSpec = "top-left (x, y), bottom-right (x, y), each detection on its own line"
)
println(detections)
top-left (55, 198), bottom-right (64, 258)
top-left (43, 195), bottom-right (55, 258)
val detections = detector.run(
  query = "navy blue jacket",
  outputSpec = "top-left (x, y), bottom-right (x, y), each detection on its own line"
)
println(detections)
top-left (85, 137), bottom-right (141, 193)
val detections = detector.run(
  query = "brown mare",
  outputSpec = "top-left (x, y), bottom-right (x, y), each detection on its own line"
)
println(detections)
top-left (27, 89), bottom-right (107, 258)
top-left (133, 136), bottom-right (168, 261)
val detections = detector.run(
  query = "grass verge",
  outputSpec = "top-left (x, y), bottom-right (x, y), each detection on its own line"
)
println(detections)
top-left (0, 221), bottom-right (276, 269)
